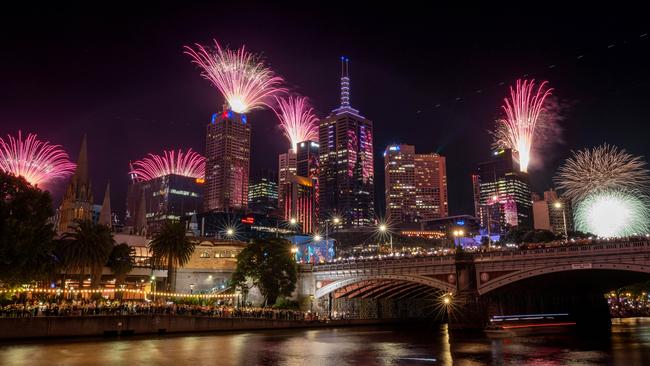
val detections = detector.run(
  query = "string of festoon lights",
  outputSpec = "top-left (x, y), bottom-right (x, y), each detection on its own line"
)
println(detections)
top-left (0, 288), bottom-right (237, 299)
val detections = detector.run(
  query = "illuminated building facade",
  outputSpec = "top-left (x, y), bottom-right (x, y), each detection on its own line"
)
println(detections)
top-left (384, 144), bottom-right (448, 226)
top-left (57, 134), bottom-right (94, 233)
top-left (277, 150), bottom-right (296, 211)
top-left (532, 189), bottom-right (574, 235)
top-left (473, 149), bottom-right (532, 232)
top-left (204, 109), bottom-right (251, 212)
top-left (318, 57), bottom-right (374, 228)
top-left (283, 174), bottom-right (316, 233)
top-left (297, 140), bottom-right (319, 227)
top-left (248, 169), bottom-right (278, 215)
top-left (125, 174), bottom-right (203, 234)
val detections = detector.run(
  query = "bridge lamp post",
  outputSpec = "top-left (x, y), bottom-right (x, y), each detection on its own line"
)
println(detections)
top-left (452, 230), bottom-right (464, 248)
top-left (553, 201), bottom-right (568, 241)
top-left (378, 224), bottom-right (393, 252)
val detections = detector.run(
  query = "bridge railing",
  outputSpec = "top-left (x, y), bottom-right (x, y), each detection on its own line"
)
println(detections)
top-left (473, 240), bottom-right (650, 261)
top-left (313, 255), bottom-right (456, 272)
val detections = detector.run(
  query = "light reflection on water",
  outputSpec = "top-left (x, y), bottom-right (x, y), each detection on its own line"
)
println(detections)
top-left (2, 318), bottom-right (650, 365)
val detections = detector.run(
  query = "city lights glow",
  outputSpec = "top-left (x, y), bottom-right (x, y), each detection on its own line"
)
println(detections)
top-left (129, 149), bottom-right (205, 181)
top-left (574, 190), bottom-right (650, 237)
top-left (273, 95), bottom-right (319, 151)
top-left (493, 79), bottom-right (552, 172)
top-left (0, 131), bottom-right (76, 186)
top-left (185, 40), bottom-right (286, 113)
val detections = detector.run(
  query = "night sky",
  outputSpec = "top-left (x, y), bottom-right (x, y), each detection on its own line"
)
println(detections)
top-left (1, 4), bottom-right (649, 218)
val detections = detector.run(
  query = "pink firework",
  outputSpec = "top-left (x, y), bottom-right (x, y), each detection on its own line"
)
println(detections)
top-left (129, 149), bottom-right (205, 181)
top-left (0, 131), bottom-right (76, 186)
top-left (184, 40), bottom-right (286, 114)
top-left (273, 96), bottom-right (319, 151)
top-left (497, 79), bottom-right (553, 172)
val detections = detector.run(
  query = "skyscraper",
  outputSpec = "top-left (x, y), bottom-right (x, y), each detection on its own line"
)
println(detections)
top-left (204, 109), bottom-right (251, 212)
top-left (384, 144), bottom-right (448, 226)
top-left (277, 150), bottom-right (296, 211)
top-left (57, 134), bottom-right (94, 233)
top-left (473, 149), bottom-right (533, 232)
top-left (318, 57), bottom-right (374, 228)
top-left (283, 174), bottom-right (316, 233)
top-left (248, 169), bottom-right (278, 216)
top-left (125, 174), bottom-right (203, 234)
top-left (296, 140), bottom-right (319, 178)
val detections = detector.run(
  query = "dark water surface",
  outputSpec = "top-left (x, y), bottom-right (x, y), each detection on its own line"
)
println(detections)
top-left (1, 318), bottom-right (650, 365)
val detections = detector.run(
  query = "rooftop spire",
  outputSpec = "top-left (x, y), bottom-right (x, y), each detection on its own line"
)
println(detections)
top-left (340, 56), bottom-right (350, 108)
top-left (99, 181), bottom-right (112, 228)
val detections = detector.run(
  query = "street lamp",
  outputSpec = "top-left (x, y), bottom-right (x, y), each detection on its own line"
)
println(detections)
top-left (291, 246), bottom-right (298, 261)
top-left (314, 234), bottom-right (322, 242)
top-left (553, 201), bottom-right (568, 241)
top-left (452, 230), bottom-right (464, 248)
top-left (378, 224), bottom-right (393, 252)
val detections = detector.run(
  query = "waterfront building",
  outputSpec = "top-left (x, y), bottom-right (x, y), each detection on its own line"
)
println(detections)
top-left (533, 189), bottom-right (574, 235)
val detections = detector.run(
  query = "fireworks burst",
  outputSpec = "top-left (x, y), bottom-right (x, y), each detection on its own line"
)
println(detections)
top-left (184, 40), bottom-right (285, 113)
top-left (273, 96), bottom-right (319, 151)
top-left (555, 144), bottom-right (650, 201)
top-left (129, 149), bottom-right (205, 181)
top-left (574, 190), bottom-right (650, 237)
top-left (0, 131), bottom-right (76, 186)
top-left (493, 79), bottom-right (553, 172)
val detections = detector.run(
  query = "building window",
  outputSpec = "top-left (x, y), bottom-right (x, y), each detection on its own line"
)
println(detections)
top-left (200, 251), bottom-right (210, 258)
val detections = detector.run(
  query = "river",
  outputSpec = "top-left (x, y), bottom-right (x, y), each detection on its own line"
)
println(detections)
top-left (1, 318), bottom-right (649, 365)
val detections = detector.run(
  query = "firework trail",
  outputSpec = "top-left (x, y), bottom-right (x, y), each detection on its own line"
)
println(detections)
top-left (129, 149), bottom-right (205, 181)
top-left (0, 131), bottom-right (76, 186)
top-left (493, 79), bottom-right (552, 172)
top-left (273, 96), bottom-right (319, 151)
top-left (184, 40), bottom-right (285, 113)
top-left (554, 144), bottom-right (650, 201)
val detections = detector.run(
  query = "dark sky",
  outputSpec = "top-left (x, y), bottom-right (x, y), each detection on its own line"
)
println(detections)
top-left (1, 4), bottom-right (649, 218)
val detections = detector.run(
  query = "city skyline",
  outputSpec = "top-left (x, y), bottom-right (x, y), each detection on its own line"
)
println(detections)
top-left (1, 5), bottom-right (649, 220)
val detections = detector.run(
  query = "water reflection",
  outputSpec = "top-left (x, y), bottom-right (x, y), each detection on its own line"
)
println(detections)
top-left (2, 319), bottom-right (650, 365)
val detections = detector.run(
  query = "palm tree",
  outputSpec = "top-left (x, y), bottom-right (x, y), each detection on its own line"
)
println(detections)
top-left (60, 220), bottom-right (114, 288)
top-left (108, 243), bottom-right (134, 289)
top-left (148, 221), bottom-right (195, 291)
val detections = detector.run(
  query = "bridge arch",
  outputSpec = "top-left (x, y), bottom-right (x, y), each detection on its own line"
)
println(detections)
top-left (314, 274), bottom-right (456, 299)
top-left (478, 262), bottom-right (650, 295)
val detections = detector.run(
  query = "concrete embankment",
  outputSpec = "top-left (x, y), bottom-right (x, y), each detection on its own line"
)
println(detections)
top-left (0, 316), bottom-right (400, 340)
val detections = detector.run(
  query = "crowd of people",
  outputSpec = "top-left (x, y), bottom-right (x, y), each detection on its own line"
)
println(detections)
top-left (0, 299), bottom-right (334, 321)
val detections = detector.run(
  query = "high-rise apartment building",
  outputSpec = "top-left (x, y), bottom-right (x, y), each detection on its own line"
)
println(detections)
top-left (248, 169), bottom-right (278, 216)
top-left (277, 150), bottom-right (296, 211)
top-left (384, 144), bottom-right (447, 226)
top-left (318, 58), bottom-right (374, 228)
top-left (473, 149), bottom-right (533, 232)
top-left (533, 189), bottom-right (573, 235)
top-left (204, 109), bottom-right (251, 212)
top-left (283, 175), bottom-right (316, 233)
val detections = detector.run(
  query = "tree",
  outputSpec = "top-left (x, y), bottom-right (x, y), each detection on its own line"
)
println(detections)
top-left (148, 221), bottom-right (195, 291)
top-left (108, 243), bottom-right (134, 287)
top-left (0, 172), bottom-right (58, 285)
top-left (60, 220), bottom-right (114, 288)
top-left (232, 238), bottom-right (297, 306)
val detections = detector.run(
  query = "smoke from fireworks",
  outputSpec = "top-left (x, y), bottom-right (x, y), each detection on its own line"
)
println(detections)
top-left (0, 131), bottom-right (76, 186)
top-left (555, 144), bottom-right (650, 237)
top-left (129, 149), bottom-right (205, 181)
top-left (184, 40), bottom-right (285, 113)
top-left (273, 96), bottom-right (319, 151)
top-left (555, 144), bottom-right (650, 200)
top-left (492, 79), bottom-right (552, 172)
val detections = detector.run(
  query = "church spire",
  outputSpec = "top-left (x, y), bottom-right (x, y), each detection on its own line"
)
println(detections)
top-left (135, 188), bottom-right (147, 236)
top-left (76, 133), bottom-right (89, 189)
top-left (99, 181), bottom-right (111, 228)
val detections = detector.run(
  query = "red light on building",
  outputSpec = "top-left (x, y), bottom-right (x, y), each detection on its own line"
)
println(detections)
top-left (241, 217), bottom-right (254, 224)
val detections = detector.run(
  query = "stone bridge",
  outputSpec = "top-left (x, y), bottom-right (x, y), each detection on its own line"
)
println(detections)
top-left (296, 240), bottom-right (650, 323)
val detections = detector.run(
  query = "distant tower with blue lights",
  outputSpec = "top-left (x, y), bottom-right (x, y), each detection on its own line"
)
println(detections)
top-left (204, 105), bottom-right (251, 212)
top-left (318, 57), bottom-right (375, 228)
